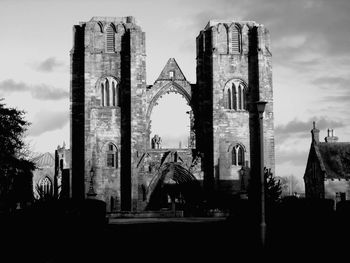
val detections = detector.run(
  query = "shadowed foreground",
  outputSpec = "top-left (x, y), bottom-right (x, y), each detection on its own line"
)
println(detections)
top-left (2, 198), bottom-right (350, 262)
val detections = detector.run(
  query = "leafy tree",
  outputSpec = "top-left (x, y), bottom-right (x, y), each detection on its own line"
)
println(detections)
top-left (264, 168), bottom-right (282, 203)
top-left (278, 175), bottom-right (303, 196)
top-left (0, 99), bottom-right (35, 210)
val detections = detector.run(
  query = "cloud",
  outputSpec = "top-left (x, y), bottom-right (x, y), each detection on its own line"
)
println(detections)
top-left (28, 110), bottom-right (69, 136)
top-left (34, 57), bottom-right (64, 72)
top-left (275, 117), bottom-right (345, 143)
top-left (189, 0), bottom-right (350, 64)
top-left (313, 76), bottom-right (350, 89)
top-left (0, 79), bottom-right (68, 100)
top-left (276, 149), bottom-right (308, 166)
top-left (312, 76), bottom-right (350, 104)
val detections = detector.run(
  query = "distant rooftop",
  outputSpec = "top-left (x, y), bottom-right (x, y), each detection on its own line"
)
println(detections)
top-left (316, 142), bottom-right (350, 179)
top-left (31, 152), bottom-right (55, 168)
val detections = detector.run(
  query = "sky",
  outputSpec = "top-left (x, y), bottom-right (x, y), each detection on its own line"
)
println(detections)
top-left (0, 0), bottom-right (349, 190)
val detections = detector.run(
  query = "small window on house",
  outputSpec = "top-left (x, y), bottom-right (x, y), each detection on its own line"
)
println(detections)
top-left (106, 143), bottom-right (118, 168)
top-left (169, 71), bottom-right (174, 79)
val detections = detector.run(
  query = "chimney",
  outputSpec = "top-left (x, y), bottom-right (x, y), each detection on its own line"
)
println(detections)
top-left (325, 128), bottom-right (339, 143)
top-left (311, 121), bottom-right (319, 143)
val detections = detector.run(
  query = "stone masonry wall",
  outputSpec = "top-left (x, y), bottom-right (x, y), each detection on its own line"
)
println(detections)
top-left (195, 21), bottom-right (275, 196)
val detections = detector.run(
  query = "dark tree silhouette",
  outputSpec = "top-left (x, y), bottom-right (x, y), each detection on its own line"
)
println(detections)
top-left (0, 99), bottom-right (35, 211)
top-left (264, 168), bottom-right (282, 203)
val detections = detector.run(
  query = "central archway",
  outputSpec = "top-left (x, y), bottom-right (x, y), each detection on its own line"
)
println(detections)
top-left (146, 161), bottom-right (202, 210)
top-left (147, 82), bottom-right (192, 149)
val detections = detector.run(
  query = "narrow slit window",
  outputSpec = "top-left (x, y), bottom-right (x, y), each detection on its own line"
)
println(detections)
top-left (231, 26), bottom-right (240, 53)
top-left (228, 88), bottom-right (232, 109)
top-left (237, 146), bottom-right (244, 166)
top-left (238, 85), bottom-right (242, 109)
top-left (112, 82), bottom-right (116, 106)
top-left (107, 143), bottom-right (118, 168)
top-left (101, 83), bottom-right (105, 106)
top-left (105, 80), bottom-right (110, 106)
top-left (232, 148), bottom-right (237, 165)
top-left (106, 25), bottom-right (115, 53)
top-left (232, 83), bottom-right (237, 110)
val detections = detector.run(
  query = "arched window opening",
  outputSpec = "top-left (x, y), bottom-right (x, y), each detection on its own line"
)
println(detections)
top-left (237, 146), bottom-right (244, 166)
top-left (217, 24), bottom-right (228, 54)
top-left (39, 177), bottom-right (52, 195)
top-left (107, 143), bottom-right (118, 168)
top-left (224, 80), bottom-right (247, 111)
top-left (106, 25), bottom-right (115, 53)
top-left (231, 25), bottom-right (241, 53)
top-left (100, 77), bottom-right (119, 107)
top-left (231, 144), bottom-right (245, 166)
top-left (150, 92), bottom-right (191, 149)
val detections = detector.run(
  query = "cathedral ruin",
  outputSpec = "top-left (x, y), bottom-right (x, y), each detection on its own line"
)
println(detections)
top-left (70, 16), bottom-right (275, 211)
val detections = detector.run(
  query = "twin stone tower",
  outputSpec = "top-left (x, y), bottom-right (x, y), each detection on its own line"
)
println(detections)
top-left (70, 16), bottom-right (274, 212)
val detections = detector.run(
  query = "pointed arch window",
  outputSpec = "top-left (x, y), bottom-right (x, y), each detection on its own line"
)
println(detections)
top-left (107, 143), bottom-right (118, 168)
top-left (106, 25), bottom-right (115, 53)
top-left (100, 77), bottom-right (119, 107)
top-left (39, 177), bottom-right (52, 195)
top-left (231, 144), bottom-right (245, 166)
top-left (231, 25), bottom-right (241, 53)
top-left (217, 24), bottom-right (228, 54)
top-left (224, 80), bottom-right (247, 111)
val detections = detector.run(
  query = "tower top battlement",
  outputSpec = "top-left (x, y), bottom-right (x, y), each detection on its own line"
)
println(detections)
top-left (81, 16), bottom-right (139, 25)
top-left (204, 19), bottom-right (260, 29)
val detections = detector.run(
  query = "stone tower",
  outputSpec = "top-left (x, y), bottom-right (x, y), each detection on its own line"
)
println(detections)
top-left (70, 16), bottom-right (146, 210)
top-left (195, 20), bottom-right (275, 195)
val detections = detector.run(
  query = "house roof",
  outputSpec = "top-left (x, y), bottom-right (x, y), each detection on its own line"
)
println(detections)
top-left (315, 142), bottom-right (350, 179)
top-left (31, 152), bottom-right (55, 168)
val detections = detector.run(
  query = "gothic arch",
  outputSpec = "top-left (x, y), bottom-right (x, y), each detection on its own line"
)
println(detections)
top-left (145, 82), bottom-right (192, 149)
top-left (98, 141), bottom-right (120, 168)
top-left (223, 78), bottom-right (248, 110)
top-left (228, 143), bottom-right (246, 166)
top-left (228, 23), bottom-right (242, 53)
top-left (115, 22), bottom-right (127, 34)
top-left (103, 22), bottom-right (116, 33)
top-left (96, 21), bottom-right (104, 33)
top-left (227, 142), bottom-right (246, 153)
top-left (99, 141), bottom-right (119, 153)
top-left (146, 82), bottom-right (191, 121)
top-left (216, 23), bottom-right (228, 54)
top-left (39, 176), bottom-right (52, 195)
top-left (95, 75), bottom-right (120, 107)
